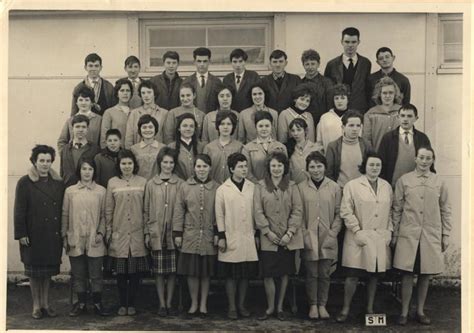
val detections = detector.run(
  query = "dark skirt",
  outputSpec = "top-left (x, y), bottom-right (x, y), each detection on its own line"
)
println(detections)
top-left (217, 261), bottom-right (258, 279)
top-left (24, 264), bottom-right (60, 278)
top-left (151, 250), bottom-right (177, 275)
top-left (105, 255), bottom-right (150, 275)
top-left (260, 247), bottom-right (296, 278)
top-left (177, 253), bottom-right (216, 278)
top-left (395, 244), bottom-right (423, 275)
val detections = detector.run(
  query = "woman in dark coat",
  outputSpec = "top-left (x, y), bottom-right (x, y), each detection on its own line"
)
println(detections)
top-left (14, 145), bottom-right (65, 319)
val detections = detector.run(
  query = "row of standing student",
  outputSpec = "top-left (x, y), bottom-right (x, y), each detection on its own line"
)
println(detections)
top-left (14, 140), bottom-right (450, 326)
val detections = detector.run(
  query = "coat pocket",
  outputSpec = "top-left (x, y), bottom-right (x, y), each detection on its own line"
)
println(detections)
top-left (321, 234), bottom-right (337, 250)
top-left (354, 230), bottom-right (369, 247)
top-left (303, 229), bottom-right (313, 250)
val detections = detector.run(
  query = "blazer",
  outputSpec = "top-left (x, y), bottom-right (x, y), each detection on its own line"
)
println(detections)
top-left (325, 137), bottom-right (372, 182)
top-left (183, 73), bottom-right (224, 113)
top-left (222, 70), bottom-right (260, 112)
top-left (149, 72), bottom-right (183, 111)
top-left (259, 73), bottom-right (302, 112)
top-left (60, 142), bottom-right (100, 187)
top-left (71, 78), bottom-right (116, 116)
top-left (301, 74), bottom-right (334, 126)
top-left (324, 54), bottom-right (371, 113)
top-left (377, 126), bottom-right (432, 185)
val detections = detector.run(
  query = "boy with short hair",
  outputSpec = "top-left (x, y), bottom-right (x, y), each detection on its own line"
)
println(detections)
top-left (150, 51), bottom-right (183, 111)
top-left (259, 49), bottom-right (302, 113)
top-left (119, 56), bottom-right (144, 110)
top-left (378, 104), bottom-right (432, 187)
top-left (301, 49), bottom-right (333, 127)
top-left (94, 128), bottom-right (122, 187)
top-left (222, 48), bottom-right (260, 112)
top-left (60, 114), bottom-right (100, 187)
top-left (59, 86), bottom-right (102, 153)
top-left (325, 110), bottom-right (372, 188)
top-left (71, 53), bottom-right (115, 116)
top-left (183, 47), bottom-right (224, 113)
top-left (324, 27), bottom-right (371, 113)
top-left (367, 47), bottom-right (411, 107)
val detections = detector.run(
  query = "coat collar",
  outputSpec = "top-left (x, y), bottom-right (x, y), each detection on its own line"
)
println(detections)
top-left (77, 181), bottom-right (97, 190)
top-left (187, 176), bottom-right (216, 189)
top-left (306, 176), bottom-right (330, 191)
top-left (28, 166), bottom-right (62, 182)
top-left (152, 173), bottom-right (180, 185)
top-left (222, 177), bottom-right (253, 193)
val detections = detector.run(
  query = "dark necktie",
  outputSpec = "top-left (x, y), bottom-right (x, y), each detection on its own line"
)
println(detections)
top-left (236, 75), bottom-right (241, 84)
top-left (200, 75), bottom-right (205, 88)
top-left (348, 58), bottom-right (354, 71)
top-left (75, 143), bottom-right (83, 149)
top-left (404, 131), bottom-right (409, 144)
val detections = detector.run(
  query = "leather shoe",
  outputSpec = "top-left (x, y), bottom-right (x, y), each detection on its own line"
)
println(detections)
top-left (117, 306), bottom-right (127, 316)
top-left (239, 307), bottom-right (251, 318)
top-left (335, 312), bottom-right (348, 323)
top-left (398, 315), bottom-right (408, 326)
top-left (257, 312), bottom-right (270, 321)
top-left (227, 309), bottom-right (238, 320)
top-left (417, 314), bottom-right (431, 325)
top-left (127, 307), bottom-right (136, 316)
top-left (157, 307), bottom-right (167, 317)
top-left (32, 309), bottom-right (43, 319)
top-left (93, 303), bottom-right (111, 316)
top-left (69, 302), bottom-right (87, 317)
top-left (277, 311), bottom-right (287, 321)
top-left (41, 307), bottom-right (57, 318)
top-left (167, 306), bottom-right (179, 316)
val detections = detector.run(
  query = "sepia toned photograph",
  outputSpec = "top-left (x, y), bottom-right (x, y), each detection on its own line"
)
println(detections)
top-left (3, 1), bottom-right (469, 331)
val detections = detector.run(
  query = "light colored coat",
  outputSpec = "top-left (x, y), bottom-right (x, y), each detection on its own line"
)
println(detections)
top-left (215, 179), bottom-right (258, 263)
top-left (130, 140), bottom-right (166, 180)
top-left (242, 139), bottom-right (287, 183)
top-left (162, 106), bottom-right (206, 144)
top-left (277, 108), bottom-right (316, 144)
top-left (203, 139), bottom-right (243, 184)
top-left (124, 105), bottom-right (168, 149)
top-left (237, 105), bottom-right (278, 144)
top-left (362, 104), bottom-right (401, 151)
top-left (340, 176), bottom-right (393, 272)
top-left (392, 171), bottom-right (451, 274)
top-left (61, 181), bottom-right (107, 257)
top-left (100, 104), bottom-right (130, 148)
top-left (297, 177), bottom-right (342, 261)
top-left (316, 109), bottom-right (343, 154)
top-left (201, 110), bottom-right (240, 144)
top-left (144, 174), bottom-right (183, 250)
top-left (289, 140), bottom-right (322, 184)
top-left (105, 175), bottom-right (148, 258)
top-left (254, 180), bottom-right (304, 251)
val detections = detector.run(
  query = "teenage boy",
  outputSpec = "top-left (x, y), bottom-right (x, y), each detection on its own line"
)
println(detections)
top-left (378, 104), bottom-right (432, 187)
top-left (259, 49), bottom-right (301, 113)
top-left (222, 48), bottom-right (260, 112)
top-left (60, 115), bottom-right (100, 187)
top-left (71, 53), bottom-right (115, 116)
top-left (94, 128), bottom-right (122, 187)
top-left (59, 87), bottom-right (102, 154)
top-left (324, 27), bottom-right (371, 114)
top-left (183, 47), bottom-right (223, 113)
top-left (367, 47), bottom-right (411, 107)
top-left (119, 56), bottom-right (144, 110)
top-left (301, 49), bottom-right (333, 127)
top-left (150, 51), bottom-right (183, 111)
top-left (325, 110), bottom-right (372, 188)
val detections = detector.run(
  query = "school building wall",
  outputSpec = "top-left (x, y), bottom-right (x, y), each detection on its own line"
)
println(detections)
top-left (6, 11), bottom-right (463, 278)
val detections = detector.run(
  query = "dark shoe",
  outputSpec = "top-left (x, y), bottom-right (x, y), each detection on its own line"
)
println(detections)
top-left (257, 312), bottom-right (270, 321)
top-left (417, 314), bottom-right (431, 325)
top-left (127, 307), bottom-right (136, 316)
top-left (93, 303), bottom-right (111, 316)
top-left (167, 306), bottom-right (179, 316)
top-left (277, 311), bottom-right (287, 321)
top-left (41, 307), bottom-right (58, 318)
top-left (335, 312), bottom-right (348, 323)
top-left (239, 307), bottom-right (251, 318)
top-left (69, 302), bottom-right (87, 317)
top-left (158, 307), bottom-right (167, 317)
top-left (199, 311), bottom-right (208, 318)
top-left (227, 309), bottom-right (238, 320)
top-left (32, 309), bottom-right (43, 319)
top-left (398, 315), bottom-right (408, 326)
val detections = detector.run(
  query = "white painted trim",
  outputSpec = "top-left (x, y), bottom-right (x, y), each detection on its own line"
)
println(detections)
top-left (424, 13), bottom-right (438, 145)
top-left (127, 13), bottom-right (140, 57)
top-left (273, 13), bottom-right (286, 50)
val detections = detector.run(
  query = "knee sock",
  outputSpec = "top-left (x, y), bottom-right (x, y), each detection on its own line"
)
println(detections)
top-left (128, 275), bottom-right (140, 306)
top-left (117, 275), bottom-right (128, 306)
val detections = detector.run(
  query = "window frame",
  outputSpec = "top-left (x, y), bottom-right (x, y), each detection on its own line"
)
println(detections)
top-left (437, 13), bottom-right (463, 74)
top-left (139, 16), bottom-right (273, 75)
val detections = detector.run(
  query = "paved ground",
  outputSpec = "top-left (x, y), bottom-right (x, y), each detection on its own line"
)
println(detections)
top-left (6, 280), bottom-right (460, 332)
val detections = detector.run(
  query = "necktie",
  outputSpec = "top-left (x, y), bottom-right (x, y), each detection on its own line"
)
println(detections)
top-left (348, 58), bottom-right (354, 71)
top-left (75, 143), bottom-right (83, 149)
top-left (236, 75), bottom-right (241, 84)
top-left (404, 131), bottom-right (409, 144)
top-left (200, 75), bottom-right (205, 88)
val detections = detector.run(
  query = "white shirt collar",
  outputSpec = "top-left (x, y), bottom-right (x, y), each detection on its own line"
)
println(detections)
top-left (342, 54), bottom-right (358, 68)
top-left (77, 110), bottom-right (94, 118)
top-left (87, 76), bottom-right (100, 86)
top-left (235, 70), bottom-right (245, 79)
top-left (196, 72), bottom-right (209, 81)
top-left (399, 127), bottom-right (414, 136)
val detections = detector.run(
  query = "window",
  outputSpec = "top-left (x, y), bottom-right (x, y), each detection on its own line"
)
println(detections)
top-left (140, 17), bottom-right (273, 74)
top-left (438, 14), bottom-right (462, 72)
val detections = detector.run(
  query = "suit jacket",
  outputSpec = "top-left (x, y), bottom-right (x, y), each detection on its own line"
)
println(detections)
top-left (71, 78), bottom-right (116, 116)
top-left (149, 72), bottom-right (183, 110)
top-left (259, 73), bottom-right (302, 113)
top-left (60, 142), bottom-right (100, 187)
top-left (377, 126), bottom-right (433, 184)
top-left (222, 70), bottom-right (260, 112)
top-left (183, 73), bottom-right (223, 113)
top-left (324, 54), bottom-right (371, 113)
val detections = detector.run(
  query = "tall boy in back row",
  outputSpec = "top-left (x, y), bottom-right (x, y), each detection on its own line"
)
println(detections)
top-left (71, 53), bottom-right (116, 116)
top-left (324, 27), bottom-right (371, 114)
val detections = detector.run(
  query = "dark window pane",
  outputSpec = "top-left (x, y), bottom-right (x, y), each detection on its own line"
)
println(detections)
top-left (208, 27), bottom-right (266, 46)
top-left (150, 47), bottom-right (196, 67)
top-left (443, 21), bottom-right (462, 44)
top-left (444, 44), bottom-right (462, 63)
top-left (149, 27), bottom-right (206, 47)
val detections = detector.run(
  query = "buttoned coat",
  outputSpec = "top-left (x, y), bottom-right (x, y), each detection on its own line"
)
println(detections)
top-left (183, 73), bottom-right (224, 113)
top-left (362, 104), bottom-right (401, 151)
top-left (289, 141), bottom-right (322, 184)
top-left (215, 179), bottom-right (258, 262)
top-left (242, 140), bottom-right (288, 183)
top-left (172, 178), bottom-right (219, 255)
top-left (324, 54), bottom-right (371, 113)
top-left (277, 108), bottom-right (316, 143)
top-left (222, 70), bottom-right (260, 112)
top-left (392, 171), bottom-right (451, 274)
top-left (14, 167), bottom-right (65, 266)
top-left (61, 181), bottom-right (107, 257)
top-left (144, 174), bottom-right (183, 250)
top-left (259, 73), bottom-right (302, 112)
top-left (167, 141), bottom-right (205, 180)
top-left (297, 177), bottom-right (342, 261)
top-left (340, 176), bottom-right (393, 272)
top-left (203, 139), bottom-right (243, 184)
top-left (201, 110), bottom-right (240, 144)
top-left (105, 175), bottom-right (148, 258)
top-left (124, 105), bottom-right (169, 149)
top-left (254, 180), bottom-right (304, 252)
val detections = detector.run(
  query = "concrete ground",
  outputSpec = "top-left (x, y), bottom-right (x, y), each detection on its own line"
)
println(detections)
top-left (6, 279), bottom-right (460, 332)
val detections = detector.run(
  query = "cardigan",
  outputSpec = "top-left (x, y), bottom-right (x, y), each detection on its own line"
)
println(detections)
top-left (324, 54), bottom-right (371, 113)
top-left (325, 137), bottom-right (372, 183)
top-left (258, 72), bottom-right (302, 112)
top-left (377, 126), bottom-right (432, 185)
top-left (222, 70), bottom-right (260, 112)
top-left (183, 73), bottom-right (224, 113)
top-left (71, 78), bottom-right (116, 116)
top-left (149, 72), bottom-right (183, 111)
